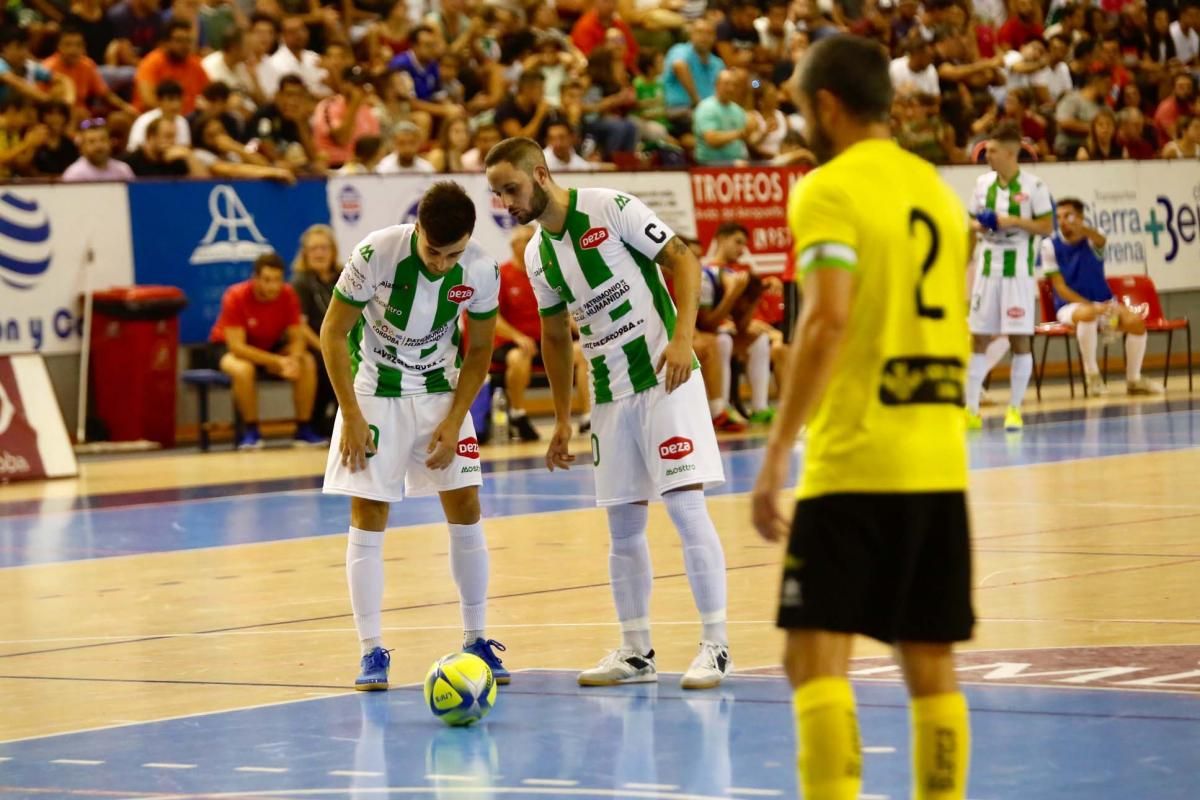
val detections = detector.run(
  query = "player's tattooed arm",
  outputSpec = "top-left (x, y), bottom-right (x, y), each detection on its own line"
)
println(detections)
top-left (654, 235), bottom-right (692, 268)
top-left (654, 234), bottom-right (700, 393)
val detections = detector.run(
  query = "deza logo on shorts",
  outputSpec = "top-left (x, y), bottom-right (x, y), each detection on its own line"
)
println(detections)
top-left (580, 227), bottom-right (609, 250)
top-left (457, 437), bottom-right (480, 459)
top-left (1006, 306), bottom-right (1026, 319)
top-left (658, 436), bottom-right (693, 460)
top-left (447, 285), bottom-right (474, 303)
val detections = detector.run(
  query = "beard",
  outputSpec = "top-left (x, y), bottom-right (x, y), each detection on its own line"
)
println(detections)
top-left (515, 182), bottom-right (550, 224)
top-left (808, 116), bottom-right (835, 165)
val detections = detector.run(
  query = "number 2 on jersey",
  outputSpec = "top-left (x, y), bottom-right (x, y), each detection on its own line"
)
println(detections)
top-left (909, 208), bottom-right (944, 320)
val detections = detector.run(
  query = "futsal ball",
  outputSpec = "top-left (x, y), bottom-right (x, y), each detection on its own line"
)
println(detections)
top-left (424, 652), bottom-right (497, 726)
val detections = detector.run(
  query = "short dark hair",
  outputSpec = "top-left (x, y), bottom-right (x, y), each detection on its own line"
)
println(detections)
top-left (37, 99), bottom-right (70, 120)
top-left (411, 24), bottom-right (437, 42)
top-left (58, 23), bottom-right (85, 41)
top-left (989, 120), bottom-right (1022, 144)
top-left (797, 34), bottom-right (893, 124)
top-left (0, 26), bottom-right (29, 49)
top-left (354, 134), bottom-right (383, 161)
top-left (1, 94), bottom-right (31, 113)
top-left (222, 29), bottom-right (244, 51)
top-left (164, 19), bottom-right (193, 39)
top-left (277, 73), bottom-right (305, 92)
top-left (202, 81), bottom-right (231, 102)
top-left (156, 79), bottom-right (184, 99)
top-left (250, 12), bottom-right (279, 32)
top-left (253, 252), bottom-right (286, 275)
top-left (417, 181), bottom-right (477, 246)
top-left (517, 70), bottom-right (546, 91)
top-left (1057, 197), bottom-right (1085, 215)
top-left (716, 222), bottom-right (749, 239)
top-left (484, 136), bottom-right (546, 173)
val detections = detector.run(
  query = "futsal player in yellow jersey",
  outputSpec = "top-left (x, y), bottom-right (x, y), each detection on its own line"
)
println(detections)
top-left (751, 36), bottom-right (975, 800)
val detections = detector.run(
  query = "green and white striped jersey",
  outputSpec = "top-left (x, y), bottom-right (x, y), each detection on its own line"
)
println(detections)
top-left (525, 187), bottom-right (682, 404)
top-left (968, 169), bottom-right (1054, 279)
top-left (333, 224), bottom-right (499, 397)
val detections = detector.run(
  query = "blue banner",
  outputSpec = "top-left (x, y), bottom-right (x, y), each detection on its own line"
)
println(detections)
top-left (129, 179), bottom-right (329, 344)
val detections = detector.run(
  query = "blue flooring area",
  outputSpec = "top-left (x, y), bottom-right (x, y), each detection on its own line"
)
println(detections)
top-left (2, 405), bottom-right (1200, 568)
top-left (2, 671), bottom-right (1197, 799)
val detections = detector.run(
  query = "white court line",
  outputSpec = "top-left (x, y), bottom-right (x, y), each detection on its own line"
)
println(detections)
top-left (0, 756), bottom-right (10, 762)
top-left (522, 779), bottom-right (580, 787)
top-left (860, 795), bottom-right (890, 800)
top-left (727, 789), bottom-right (783, 797)
top-left (329, 770), bottom-right (383, 778)
top-left (143, 762), bottom-right (197, 769)
top-left (426, 775), bottom-right (483, 782)
top-left (623, 784), bottom-right (680, 791)
top-left (50, 758), bottom-right (105, 765)
top-left (235, 767), bottom-right (289, 774)
top-left (863, 746), bottom-right (897, 754)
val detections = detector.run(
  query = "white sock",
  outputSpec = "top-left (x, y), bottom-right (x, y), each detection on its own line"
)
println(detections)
top-left (708, 397), bottom-right (726, 417)
top-left (662, 489), bottom-right (728, 646)
top-left (510, 408), bottom-right (527, 419)
top-left (966, 352), bottom-right (988, 413)
top-left (1076, 320), bottom-right (1099, 375)
top-left (607, 503), bottom-right (653, 654)
top-left (717, 332), bottom-right (733, 410)
top-left (448, 522), bottom-right (489, 639)
top-left (347, 527), bottom-right (385, 654)
top-left (1010, 353), bottom-right (1033, 408)
top-left (747, 333), bottom-right (771, 411)
top-left (984, 337), bottom-right (1011, 373)
top-left (1125, 332), bottom-right (1148, 381)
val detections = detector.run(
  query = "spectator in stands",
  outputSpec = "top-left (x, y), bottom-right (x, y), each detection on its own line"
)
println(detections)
top-left (693, 68), bottom-right (756, 164)
top-left (31, 100), bottom-right (79, 177)
top-left (134, 20), bottom-right (210, 113)
top-left (208, 252), bottom-right (324, 450)
top-left (890, 38), bottom-right (940, 97)
top-left (1148, 7), bottom-right (1178, 65)
top-left (247, 13), bottom-right (283, 100)
top-left (933, 27), bottom-right (1005, 141)
top-left (573, 0), bottom-right (639, 69)
top-left (542, 118), bottom-right (591, 170)
top-left (1042, 197), bottom-right (1162, 396)
top-left (663, 18), bottom-right (724, 123)
top-left (633, 49), bottom-right (672, 142)
top-left (44, 25), bottom-right (137, 118)
top-left (191, 81), bottom-right (244, 142)
top-left (581, 46), bottom-right (639, 156)
top-left (1040, 35), bottom-right (1075, 107)
top-left (1077, 106), bottom-right (1127, 160)
top-left (460, 121), bottom-right (501, 171)
top-left (1117, 106), bottom-right (1157, 159)
top-left (290, 224), bottom-right (341, 438)
top-left (312, 56), bottom-right (381, 169)
top-left (201, 29), bottom-right (266, 108)
top-left (67, 0), bottom-right (119, 68)
top-left (0, 27), bottom-right (61, 105)
top-left (107, 0), bottom-right (166, 65)
top-left (1154, 72), bottom-right (1197, 144)
top-left (1170, 0), bottom-right (1200, 65)
top-left (336, 134), bottom-right (384, 174)
top-left (193, 112), bottom-right (297, 181)
top-left (63, 117), bottom-right (135, 181)
top-left (757, 0), bottom-right (799, 76)
top-left (127, 79), bottom-right (190, 152)
top-left (491, 225), bottom-right (592, 442)
top-left (250, 74), bottom-right (319, 169)
top-left (495, 70), bottom-right (552, 142)
top-left (999, 0), bottom-right (1044, 51)
top-left (427, 0), bottom-right (476, 60)
top-left (124, 115), bottom-right (205, 175)
top-left (376, 119), bottom-right (434, 172)
top-left (427, 115), bottom-right (470, 171)
top-left (1002, 38), bottom-right (1052, 106)
top-left (897, 92), bottom-right (959, 164)
top-left (1162, 114), bottom-right (1200, 158)
top-left (1092, 35), bottom-right (1134, 96)
top-left (365, 0), bottom-right (410, 74)
top-left (1044, 2), bottom-right (1085, 45)
top-left (1004, 87), bottom-right (1051, 159)
top-left (1055, 71), bottom-right (1111, 159)
top-left (390, 25), bottom-right (466, 125)
top-left (0, 95), bottom-right (41, 179)
top-left (269, 16), bottom-right (329, 99)
top-left (197, 0), bottom-right (239, 52)
top-left (747, 79), bottom-right (792, 160)
top-left (716, 0), bottom-right (763, 72)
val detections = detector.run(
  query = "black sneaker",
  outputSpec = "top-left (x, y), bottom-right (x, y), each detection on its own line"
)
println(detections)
top-left (511, 413), bottom-right (540, 442)
top-left (578, 417), bottom-right (591, 435)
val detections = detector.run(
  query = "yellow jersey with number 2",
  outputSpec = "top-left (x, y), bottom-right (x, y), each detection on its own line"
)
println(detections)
top-left (788, 139), bottom-right (969, 499)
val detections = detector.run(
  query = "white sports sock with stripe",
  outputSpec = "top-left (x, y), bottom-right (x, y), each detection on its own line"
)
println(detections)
top-left (1010, 353), bottom-right (1033, 408)
top-left (663, 489), bottom-right (729, 646)
top-left (347, 527), bottom-right (385, 655)
top-left (607, 503), bottom-right (653, 653)
top-left (1125, 332), bottom-right (1148, 381)
top-left (1076, 320), bottom-right (1099, 375)
top-left (448, 522), bottom-right (489, 637)
top-left (748, 333), bottom-right (771, 412)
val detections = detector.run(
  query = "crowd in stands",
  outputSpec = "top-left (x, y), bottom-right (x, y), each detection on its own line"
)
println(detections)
top-left (2, 0), bottom-right (1198, 181)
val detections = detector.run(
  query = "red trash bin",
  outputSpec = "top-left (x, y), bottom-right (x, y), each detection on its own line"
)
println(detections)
top-left (89, 286), bottom-right (188, 447)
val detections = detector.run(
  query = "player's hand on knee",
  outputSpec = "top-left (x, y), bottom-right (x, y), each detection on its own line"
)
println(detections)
top-left (546, 421), bottom-right (574, 471)
top-left (340, 412), bottom-right (375, 472)
top-left (425, 419), bottom-right (459, 470)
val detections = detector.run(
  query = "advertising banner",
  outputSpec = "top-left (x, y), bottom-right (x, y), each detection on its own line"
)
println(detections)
top-left (129, 179), bottom-right (329, 344)
top-left (558, 171), bottom-right (697, 240)
top-left (0, 354), bottom-right (77, 481)
top-left (0, 185), bottom-right (134, 354)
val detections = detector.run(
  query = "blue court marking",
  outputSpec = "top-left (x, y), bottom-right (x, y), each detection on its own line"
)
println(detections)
top-left (2, 407), bottom-right (1199, 568)
top-left (1, 671), bottom-right (1197, 800)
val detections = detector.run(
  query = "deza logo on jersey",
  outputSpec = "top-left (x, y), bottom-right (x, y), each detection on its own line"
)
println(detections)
top-left (457, 437), bottom-right (480, 459)
top-left (447, 285), bottom-right (474, 303)
top-left (659, 436), bottom-right (693, 460)
top-left (580, 227), bottom-right (609, 249)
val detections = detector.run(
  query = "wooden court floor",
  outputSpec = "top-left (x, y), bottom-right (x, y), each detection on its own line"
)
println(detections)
top-left (2, 389), bottom-right (1199, 748)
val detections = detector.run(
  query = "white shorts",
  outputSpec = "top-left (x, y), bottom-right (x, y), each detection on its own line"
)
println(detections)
top-left (589, 370), bottom-right (725, 506)
top-left (1056, 303), bottom-right (1080, 325)
top-left (969, 274), bottom-right (1036, 335)
top-left (323, 393), bottom-right (482, 504)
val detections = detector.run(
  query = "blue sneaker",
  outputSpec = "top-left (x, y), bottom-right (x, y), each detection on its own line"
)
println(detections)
top-left (355, 647), bottom-right (391, 691)
top-left (464, 638), bottom-right (510, 684)
top-left (293, 423), bottom-right (327, 447)
top-left (236, 427), bottom-right (263, 450)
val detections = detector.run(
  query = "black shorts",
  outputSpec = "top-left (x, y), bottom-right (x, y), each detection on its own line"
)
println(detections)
top-left (776, 491), bottom-right (975, 645)
top-left (202, 340), bottom-right (288, 375)
top-left (491, 341), bottom-right (544, 368)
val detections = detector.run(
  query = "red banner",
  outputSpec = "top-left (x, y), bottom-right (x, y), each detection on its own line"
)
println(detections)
top-left (0, 357), bottom-right (47, 481)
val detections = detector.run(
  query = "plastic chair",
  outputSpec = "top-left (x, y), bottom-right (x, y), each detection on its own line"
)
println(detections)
top-left (181, 369), bottom-right (240, 451)
top-left (1034, 278), bottom-right (1082, 399)
top-left (1106, 275), bottom-right (1193, 390)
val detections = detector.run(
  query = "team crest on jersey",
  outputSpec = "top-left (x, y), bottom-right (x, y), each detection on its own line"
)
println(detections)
top-left (580, 227), bottom-right (609, 250)
top-left (447, 285), bottom-right (475, 303)
top-left (658, 436), bottom-right (693, 460)
top-left (457, 437), bottom-right (481, 459)
top-left (1006, 306), bottom-right (1026, 319)
top-left (1013, 193), bottom-right (1029, 203)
